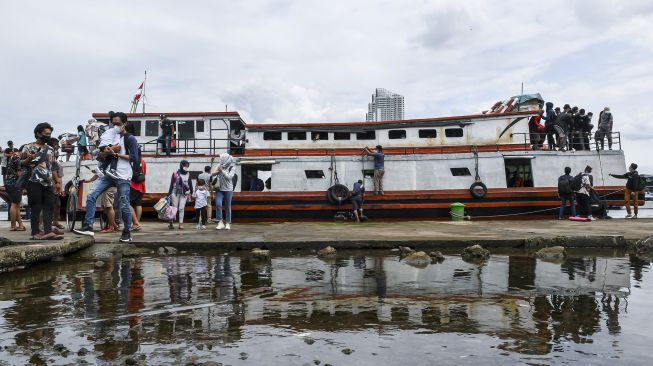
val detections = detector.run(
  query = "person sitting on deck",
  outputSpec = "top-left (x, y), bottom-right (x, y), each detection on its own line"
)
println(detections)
top-left (363, 145), bottom-right (385, 195)
top-left (609, 163), bottom-right (644, 219)
top-left (557, 167), bottom-right (577, 220)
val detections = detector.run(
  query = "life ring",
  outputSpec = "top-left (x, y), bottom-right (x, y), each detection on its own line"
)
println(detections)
top-left (469, 182), bottom-right (487, 199)
top-left (326, 184), bottom-right (350, 205)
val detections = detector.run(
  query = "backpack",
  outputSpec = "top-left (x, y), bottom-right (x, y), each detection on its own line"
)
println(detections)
top-left (124, 134), bottom-right (145, 183)
top-left (633, 172), bottom-right (646, 191)
top-left (570, 173), bottom-right (584, 192)
top-left (557, 175), bottom-right (572, 196)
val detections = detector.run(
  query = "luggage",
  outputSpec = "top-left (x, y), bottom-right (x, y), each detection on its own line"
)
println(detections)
top-left (557, 175), bottom-right (572, 196)
top-left (570, 173), bottom-right (584, 191)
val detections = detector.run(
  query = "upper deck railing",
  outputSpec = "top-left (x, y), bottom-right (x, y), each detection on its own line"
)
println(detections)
top-left (512, 131), bottom-right (622, 151)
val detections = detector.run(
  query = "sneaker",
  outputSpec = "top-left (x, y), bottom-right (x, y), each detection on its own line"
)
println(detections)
top-left (73, 225), bottom-right (94, 237)
top-left (589, 216), bottom-right (597, 221)
top-left (225, 223), bottom-right (231, 230)
top-left (201, 225), bottom-right (207, 230)
top-left (216, 221), bottom-right (225, 230)
top-left (100, 227), bottom-right (115, 234)
top-left (105, 169), bottom-right (120, 180)
top-left (632, 215), bottom-right (638, 219)
top-left (625, 214), bottom-right (633, 219)
top-left (119, 230), bottom-right (132, 243)
top-left (196, 224), bottom-right (201, 230)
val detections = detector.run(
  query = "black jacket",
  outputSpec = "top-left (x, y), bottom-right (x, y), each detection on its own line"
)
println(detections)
top-left (612, 170), bottom-right (639, 191)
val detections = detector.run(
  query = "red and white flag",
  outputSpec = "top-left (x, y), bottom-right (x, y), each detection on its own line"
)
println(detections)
top-left (133, 82), bottom-right (144, 102)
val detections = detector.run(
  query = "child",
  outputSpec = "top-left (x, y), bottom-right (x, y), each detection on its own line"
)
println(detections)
top-left (97, 118), bottom-right (121, 179)
top-left (193, 179), bottom-right (209, 229)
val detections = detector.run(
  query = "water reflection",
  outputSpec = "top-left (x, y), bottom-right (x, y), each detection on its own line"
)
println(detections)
top-left (0, 251), bottom-right (650, 364)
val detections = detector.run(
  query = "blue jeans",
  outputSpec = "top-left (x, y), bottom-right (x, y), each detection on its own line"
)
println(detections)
top-left (84, 176), bottom-right (132, 232)
top-left (160, 134), bottom-right (171, 156)
top-left (215, 190), bottom-right (233, 223)
top-left (559, 195), bottom-right (577, 218)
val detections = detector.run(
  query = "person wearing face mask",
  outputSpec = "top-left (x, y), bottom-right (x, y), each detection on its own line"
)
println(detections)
top-left (610, 163), bottom-right (644, 219)
top-left (19, 122), bottom-right (63, 240)
top-left (211, 153), bottom-right (235, 230)
top-left (75, 112), bottom-right (139, 243)
top-left (96, 111), bottom-right (123, 179)
top-left (167, 160), bottom-right (193, 230)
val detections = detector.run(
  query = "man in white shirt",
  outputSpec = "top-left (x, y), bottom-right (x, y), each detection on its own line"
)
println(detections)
top-left (575, 165), bottom-right (595, 221)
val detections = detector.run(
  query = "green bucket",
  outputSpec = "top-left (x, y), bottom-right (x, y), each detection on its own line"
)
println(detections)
top-left (450, 202), bottom-right (465, 221)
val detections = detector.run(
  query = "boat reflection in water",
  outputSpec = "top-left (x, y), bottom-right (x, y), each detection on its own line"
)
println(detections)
top-left (0, 251), bottom-right (650, 365)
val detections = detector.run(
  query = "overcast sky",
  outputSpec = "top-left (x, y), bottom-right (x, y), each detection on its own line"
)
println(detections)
top-left (2, 0), bottom-right (652, 171)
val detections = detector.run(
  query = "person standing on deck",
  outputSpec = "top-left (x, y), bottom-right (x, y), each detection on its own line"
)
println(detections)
top-left (364, 145), bottom-right (385, 195)
top-left (159, 114), bottom-right (175, 156)
top-left (211, 153), bottom-right (236, 230)
top-left (576, 165), bottom-right (595, 221)
top-left (553, 104), bottom-right (572, 151)
top-left (198, 165), bottom-right (213, 222)
top-left (74, 112), bottom-right (138, 242)
top-left (596, 107), bottom-right (614, 150)
top-left (557, 167), bottom-right (577, 219)
top-left (610, 163), bottom-right (643, 219)
top-left (543, 102), bottom-right (557, 150)
top-left (5, 147), bottom-right (25, 231)
top-left (167, 160), bottom-right (193, 230)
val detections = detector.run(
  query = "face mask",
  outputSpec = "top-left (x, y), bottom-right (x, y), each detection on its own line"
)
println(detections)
top-left (198, 186), bottom-right (206, 191)
top-left (38, 135), bottom-right (50, 143)
top-left (113, 125), bottom-right (122, 133)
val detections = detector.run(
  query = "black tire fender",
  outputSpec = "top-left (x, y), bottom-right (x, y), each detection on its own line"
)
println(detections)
top-left (326, 184), bottom-right (350, 205)
top-left (470, 182), bottom-right (488, 199)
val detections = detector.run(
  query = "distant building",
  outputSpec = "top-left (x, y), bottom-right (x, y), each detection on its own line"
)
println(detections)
top-left (365, 88), bottom-right (405, 122)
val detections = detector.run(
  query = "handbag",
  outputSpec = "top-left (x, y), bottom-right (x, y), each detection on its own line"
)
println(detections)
top-left (164, 205), bottom-right (178, 221)
top-left (153, 196), bottom-right (170, 216)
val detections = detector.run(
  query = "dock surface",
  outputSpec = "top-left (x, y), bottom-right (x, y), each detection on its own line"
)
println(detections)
top-left (2, 219), bottom-right (651, 251)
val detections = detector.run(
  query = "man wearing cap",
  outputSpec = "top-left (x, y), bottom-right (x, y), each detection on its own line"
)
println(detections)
top-left (364, 145), bottom-right (385, 195)
top-left (596, 107), bottom-right (614, 150)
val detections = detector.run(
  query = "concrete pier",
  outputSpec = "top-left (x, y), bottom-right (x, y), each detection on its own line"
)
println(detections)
top-left (0, 235), bottom-right (94, 270)
top-left (1, 219), bottom-right (650, 253)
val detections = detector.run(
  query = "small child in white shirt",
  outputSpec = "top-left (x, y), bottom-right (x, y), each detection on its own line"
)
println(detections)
top-left (192, 180), bottom-right (210, 229)
top-left (98, 124), bottom-right (121, 179)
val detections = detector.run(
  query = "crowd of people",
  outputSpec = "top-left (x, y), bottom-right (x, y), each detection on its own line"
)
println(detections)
top-left (529, 103), bottom-right (615, 151)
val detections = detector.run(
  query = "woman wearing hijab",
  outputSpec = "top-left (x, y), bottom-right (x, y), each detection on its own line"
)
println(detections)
top-left (211, 153), bottom-right (235, 230)
top-left (167, 160), bottom-right (193, 229)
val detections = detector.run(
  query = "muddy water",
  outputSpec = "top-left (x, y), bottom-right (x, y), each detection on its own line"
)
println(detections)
top-left (0, 249), bottom-right (652, 365)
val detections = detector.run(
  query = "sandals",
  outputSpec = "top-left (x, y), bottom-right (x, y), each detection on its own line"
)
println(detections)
top-left (132, 225), bottom-right (142, 231)
top-left (31, 232), bottom-right (64, 240)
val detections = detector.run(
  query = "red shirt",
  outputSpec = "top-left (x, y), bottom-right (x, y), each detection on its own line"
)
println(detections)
top-left (130, 159), bottom-right (146, 193)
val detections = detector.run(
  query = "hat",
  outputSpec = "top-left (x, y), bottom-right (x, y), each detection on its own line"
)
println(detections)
top-left (603, 107), bottom-right (610, 112)
top-left (631, 163), bottom-right (638, 170)
top-left (87, 118), bottom-right (96, 124)
top-left (563, 104), bottom-right (571, 109)
top-left (375, 145), bottom-right (383, 150)
top-left (7, 140), bottom-right (13, 145)
top-left (180, 159), bottom-right (190, 167)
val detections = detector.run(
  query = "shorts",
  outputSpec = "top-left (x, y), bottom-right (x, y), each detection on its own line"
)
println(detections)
top-left (130, 188), bottom-right (143, 206)
top-left (99, 187), bottom-right (117, 208)
top-left (6, 184), bottom-right (22, 204)
top-left (352, 195), bottom-right (363, 210)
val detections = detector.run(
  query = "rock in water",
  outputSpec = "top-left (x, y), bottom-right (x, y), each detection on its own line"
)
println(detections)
top-left (158, 246), bottom-right (177, 255)
top-left (251, 248), bottom-right (271, 258)
top-left (635, 236), bottom-right (653, 254)
top-left (317, 246), bottom-right (337, 258)
top-left (403, 251), bottom-right (431, 267)
top-left (535, 246), bottom-right (567, 260)
top-left (429, 251), bottom-right (445, 263)
top-left (397, 246), bottom-right (415, 256)
top-left (461, 245), bottom-right (490, 262)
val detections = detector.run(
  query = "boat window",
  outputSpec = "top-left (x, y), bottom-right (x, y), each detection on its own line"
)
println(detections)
top-left (445, 128), bottom-right (464, 138)
top-left (356, 131), bottom-right (376, 140)
top-left (288, 131), bottom-right (307, 140)
top-left (177, 120), bottom-right (195, 139)
top-left (419, 129), bottom-right (438, 138)
top-left (196, 120), bottom-right (205, 133)
top-left (362, 169), bottom-right (375, 178)
top-left (504, 158), bottom-right (534, 188)
top-left (145, 120), bottom-right (159, 137)
top-left (311, 131), bottom-right (329, 141)
top-left (242, 164), bottom-right (272, 191)
top-left (388, 130), bottom-right (406, 139)
top-left (333, 132), bottom-right (351, 140)
top-left (130, 120), bottom-right (142, 137)
top-left (450, 167), bottom-right (471, 176)
top-left (263, 132), bottom-right (282, 140)
top-left (304, 170), bottom-right (325, 179)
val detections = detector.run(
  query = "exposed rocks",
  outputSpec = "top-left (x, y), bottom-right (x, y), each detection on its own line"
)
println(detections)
top-left (403, 251), bottom-right (431, 268)
top-left (341, 348), bottom-right (354, 355)
top-left (124, 357), bottom-right (137, 365)
top-left (158, 246), bottom-right (177, 255)
top-left (397, 246), bottom-right (415, 256)
top-left (251, 248), bottom-right (271, 259)
top-left (304, 337), bottom-right (316, 345)
top-left (77, 347), bottom-right (89, 356)
top-left (429, 251), bottom-right (445, 263)
top-left (634, 236), bottom-right (653, 254)
top-left (0, 237), bottom-right (94, 270)
top-left (461, 245), bottom-right (490, 262)
top-left (317, 246), bottom-right (337, 258)
top-left (535, 246), bottom-right (567, 260)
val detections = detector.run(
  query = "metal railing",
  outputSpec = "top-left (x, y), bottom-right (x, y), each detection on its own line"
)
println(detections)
top-left (511, 131), bottom-right (622, 151)
top-left (139, 137), bottom-right (244, 157)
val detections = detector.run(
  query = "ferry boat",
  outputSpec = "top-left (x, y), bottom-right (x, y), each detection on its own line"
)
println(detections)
top-left (58, 94), bottom-right (641, 221)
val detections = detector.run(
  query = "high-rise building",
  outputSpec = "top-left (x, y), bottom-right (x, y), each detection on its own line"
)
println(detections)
top-left (365, 88), bottom-right (405, 122)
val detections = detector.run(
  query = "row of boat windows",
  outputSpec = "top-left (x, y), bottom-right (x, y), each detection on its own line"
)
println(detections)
top-left (129, 120), bottom-right (205, 139)
top-left (303, 167), bottom-right (471, 179)
top-left (262, 128), bottom-right (465, 141)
